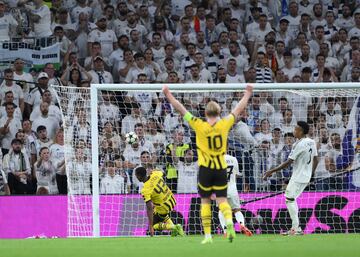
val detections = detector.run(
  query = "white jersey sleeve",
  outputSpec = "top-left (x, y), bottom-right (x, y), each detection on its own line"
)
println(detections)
top-left (225, 154), bottom-right (240, 194)
top-left (289, 137), bottom-right (318, 183)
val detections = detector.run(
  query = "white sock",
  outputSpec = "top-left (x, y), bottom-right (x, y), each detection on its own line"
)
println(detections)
top-left (205, 233), bottom-right (212, 239)
top-left (286, 200), bottom-right (299, 230)
top-left (234, 211), bottom-right (245, 225)
top-left (218, 210), bottom-right (226, 233)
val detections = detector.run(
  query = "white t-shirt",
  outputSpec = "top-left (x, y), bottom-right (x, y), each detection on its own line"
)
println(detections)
top-left (0, 106), bottom-right (22, 121)
top-left (289, 137), bottom-right (318, 183)
top-left (121, 115), bottom-right (146, 135)
top-left (225, 154), bottom-right (240, 195)
top-left (100, 175), bottom-right (127, 194)
top-left (99, 103), bottom-right (120, 126)
top-left (125, 66), bottom-right (155, 83)
top-left (176, 161), bottom-right (198, 193)
top-left (88, 29), bottom-right (117, 57)
top-left (30, 104), bottom-right (62, 124)
top-left (13, 72), bottom-right (34, 98)
top-left (0, 116), bottom-right (22, 149)
top-left (0, 83), bottom-right (24, 107)
top-left (71, 6), bottom-right (92, 23)
top-left (50, 143), bottom-right (64, 174)
top-left (32, 4), bottom-right (52, 37)
top-left (126, 91), bottom-right (157, 115)
top-left (26, 87), bottom-right (58, 108)
top-left (0, 14), bottom-right (18, 41)
top-left (31, 116), bottom-right (60, 139)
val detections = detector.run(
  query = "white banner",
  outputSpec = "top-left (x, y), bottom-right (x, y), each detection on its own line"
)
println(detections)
top-left (0, 42), bottom-right (60, 66)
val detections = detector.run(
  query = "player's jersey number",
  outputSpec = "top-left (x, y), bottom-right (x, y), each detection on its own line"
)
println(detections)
top-left (154, 179), bottom-right (168, 194)
top-left (206, 135), bottom-right (223, 150)
top-left (226, 165), bottom-right (234, 182)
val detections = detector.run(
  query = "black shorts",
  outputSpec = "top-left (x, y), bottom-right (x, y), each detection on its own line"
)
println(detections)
top-left (198, 166), bottom-right (228, 198)
top-left (153, 212), bottom-right (170, 224)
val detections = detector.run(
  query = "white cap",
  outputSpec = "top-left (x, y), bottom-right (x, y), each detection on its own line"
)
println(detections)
top-left (37, 72), bottom-right (49, 80)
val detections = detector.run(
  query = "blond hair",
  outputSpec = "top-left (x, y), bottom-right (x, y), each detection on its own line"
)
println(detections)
top-left (205, 101), bottom-right (221, 117)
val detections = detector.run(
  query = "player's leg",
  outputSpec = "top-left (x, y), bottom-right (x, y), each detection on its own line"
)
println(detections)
top-left (228, 193), bottom-right (253, 236)
top-left (214, 170), bottom-right (235, 242)
top-left (232, 208), bottom-right (252, 236)
top-left (198, 167), bottom-right (213, 244)
top-left (284, 180), bottom-right (308, 235)
top-left (218, 209), bottom-right (226, 234)
top-left (152, 212), bottom-right (184, 237)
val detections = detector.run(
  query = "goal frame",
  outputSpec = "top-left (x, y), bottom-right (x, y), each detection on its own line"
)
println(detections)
top-left (89, 82), bottom-right (359, 237)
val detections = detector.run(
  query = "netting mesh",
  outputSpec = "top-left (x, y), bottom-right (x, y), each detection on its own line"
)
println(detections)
top-left (53, 85), bottom-right (360, 237)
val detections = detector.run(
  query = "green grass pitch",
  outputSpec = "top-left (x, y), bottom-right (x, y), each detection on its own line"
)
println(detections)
top-left (1, 234), bottom-right (359, 257)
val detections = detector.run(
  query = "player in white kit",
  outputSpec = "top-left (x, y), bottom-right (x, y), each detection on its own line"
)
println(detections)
top-left (218, 154), bottom-right (253, 236)
top-left (263, 121), bottom-right (319, 235)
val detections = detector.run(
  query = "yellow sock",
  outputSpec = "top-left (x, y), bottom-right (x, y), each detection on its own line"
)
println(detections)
top-left (219, 202), bottom-right (233, 224)
top-left (153, 216), bottom-right (175, 231)
top-left (201, 203), bottom-right (212, 235)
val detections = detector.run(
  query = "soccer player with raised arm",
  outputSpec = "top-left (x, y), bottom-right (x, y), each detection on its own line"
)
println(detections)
top-left (263, 121), bottom-right (319, 235)
top-left (162, 84), bottom-right (253, 244)
top-left (135, 167), bottom-right (184, 237)
top-left (218, 154), bottom-right (253, 237)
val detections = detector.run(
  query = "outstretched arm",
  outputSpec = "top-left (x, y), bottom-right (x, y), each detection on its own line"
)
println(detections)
top-left (231, 84), bottom-right (253, 118)
top-left (263, 159), bottom-right (293, 180)
top-left (146, 201), bottom-right (155, 236)
top-left (162, 85), bottom-right (188, 116)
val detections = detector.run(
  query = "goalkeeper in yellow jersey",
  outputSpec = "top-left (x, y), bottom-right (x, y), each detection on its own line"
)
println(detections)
top-left (163, 84), bottom-right (253, 244)
top-left (135, 167), bottom-right (184, 237)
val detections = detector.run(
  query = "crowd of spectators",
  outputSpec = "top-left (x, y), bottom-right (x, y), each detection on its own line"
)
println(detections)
top-left (0, 0), bottom-right (359, 195)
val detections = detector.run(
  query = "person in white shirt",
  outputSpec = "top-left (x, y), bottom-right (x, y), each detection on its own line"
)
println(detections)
top-left (185, 63), bottom-right (209, 83)
top-left (176, 149), bottom-right (198, 193)
top-left (218, 154), bottom-right (253, 236)
top-left (29, 90), bottom-right (61, 124)
top-left (0, 103), bottom-right (22, 154)
top-left (121, 102), bottom-right (146, 136)
top-left (225, 59), bottom-right (245, 83)
top-left (0, 0), bottom-right (18, 42)
top-left (0, 68), bottom-right (24, 113)
top-left (50, 128), bottom-right (66, 194)
top-left (89, 56), bottom-right (114, 84)
top-left (87, 15), bottom-right (117, 57)
top-left (31, 101), bottom-right (60, 140)
top-left (26, 0), bottom-right (52, 38)
top-left (25, 72), bottom-right (58, 116)
top-left (35, 146), bottom-right (58, 194)
top-left (2, 139), bottom-right (32, 194)
top-left (99, 91), bottom-right (120, 128)
top-left (13, 58), bottom-right (34, 98)
top-left (125, 53), bottom-right (155, 83)
top-left (264, 121), bottom-right (319, 235)
top-left (34, 125), bottom-right (53, 157)
top-left (0, 91), bottom-right (22, 121)
top-left (67, 147), bottom-right (91, 194)
top-left (281, 51), bottom-right (300, 81)
top-left (100, 162), bottom-right (127, 194)
top-left (71, 0), bottom-right (92, 23)
top-left (117, 10), bottom-right (147, 39)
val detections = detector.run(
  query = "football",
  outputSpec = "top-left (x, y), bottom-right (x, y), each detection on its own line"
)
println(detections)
top-left (125, 132), bottom-right (138, 145)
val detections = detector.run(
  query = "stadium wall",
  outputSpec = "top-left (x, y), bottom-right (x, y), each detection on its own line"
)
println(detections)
top-left (0, 193), bottom-right (359, 238)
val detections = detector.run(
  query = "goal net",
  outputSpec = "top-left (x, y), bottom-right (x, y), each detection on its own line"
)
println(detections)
top-left (53, 83), bottom-right (360, 237)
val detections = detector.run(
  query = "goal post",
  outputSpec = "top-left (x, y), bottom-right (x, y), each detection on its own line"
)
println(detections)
top-left (54, 83), bottom-right (360, 237)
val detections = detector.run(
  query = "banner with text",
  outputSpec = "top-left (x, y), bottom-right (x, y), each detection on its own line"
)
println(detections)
top-left (0, 42), bottom-right (60, 66)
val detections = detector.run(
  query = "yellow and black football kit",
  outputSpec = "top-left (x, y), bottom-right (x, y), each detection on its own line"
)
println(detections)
top-left (184, 112), bottom-right (235, 197)
top-left (141, 170), bottom-right (176, 224)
